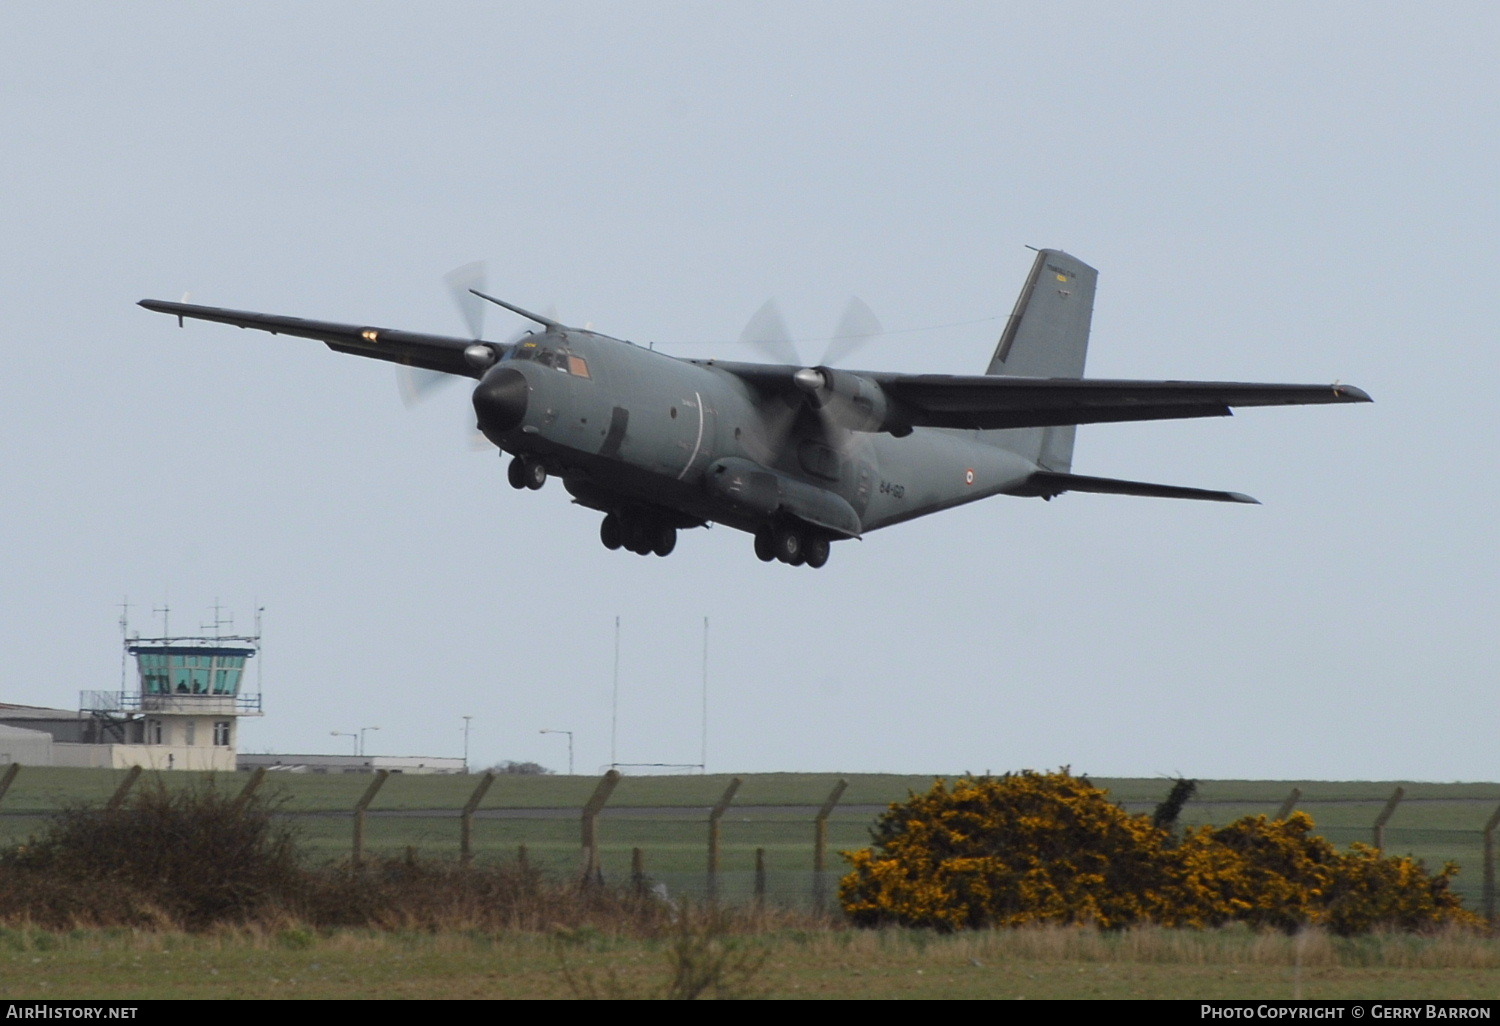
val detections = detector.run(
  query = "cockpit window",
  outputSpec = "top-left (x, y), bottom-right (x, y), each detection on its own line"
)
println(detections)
top-left (511, 345), bottom-right (535, 361)
top-left (533, 350), bottom-right (555, 368)
top-left (567, 356), bottom-right (591, 378)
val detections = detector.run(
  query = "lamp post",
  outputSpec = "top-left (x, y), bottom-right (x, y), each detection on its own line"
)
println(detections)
top-left (462, 715), bottom-right (473, 772)
top-left (331, 730), bottom-right (357, 755)
top-left (358, 726), bottom-right (380, 757)
top-left (540, 729), bottom-right (574, 776)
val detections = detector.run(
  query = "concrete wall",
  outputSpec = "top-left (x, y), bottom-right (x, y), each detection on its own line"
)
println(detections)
top-left (0, 725), bottom-right (54, 765)
top-left (52, 742), bottom-right (236, 772)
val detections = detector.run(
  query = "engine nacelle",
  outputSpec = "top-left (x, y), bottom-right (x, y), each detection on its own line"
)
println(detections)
top-left (704, 457), bottom-right (862, 538)
top-left (794, 367), bottom-right (910, 435)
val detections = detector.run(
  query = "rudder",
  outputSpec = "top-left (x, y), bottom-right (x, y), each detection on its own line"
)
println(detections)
top-left (985, 249), bottom-right (1098, 472)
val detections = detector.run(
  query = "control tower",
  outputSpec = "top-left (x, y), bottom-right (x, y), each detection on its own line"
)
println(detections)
top-left (80, 608), bottom-right (264, 771)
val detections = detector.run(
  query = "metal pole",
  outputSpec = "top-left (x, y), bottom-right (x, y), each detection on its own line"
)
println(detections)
top-left (708, 777), bottom-right (742, 902)
top-left (460, 771), bottom-right (495, 864)
top-left (1275, 787), bottom-right (1302, 821)
top-left (1373, 786), bottom-right (1404, 850)
top-left (234, 766), bottom-right (266, 809)
top-left (462, 715), bottom-right (472, 772)
top-left (813, 778), bottom-right (848, 912)
top-left (541, 730), bottom-right (574, 775)
top-left (106, 766), bottom-right (142, 812)
top-left (701, 616), bottom-right (709, 773)
top-left (352, 770), bottom-right (389, 870)
top-left (610, 616), bottom-right (620, 769)
top-left (0, 764), bottom-right (20, 807)
top-left (581, 769), bottom-right (621, 885)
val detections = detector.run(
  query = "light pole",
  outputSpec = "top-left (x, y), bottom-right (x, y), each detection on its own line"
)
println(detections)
top-left (331, 730), bottom-right (357, 755)
top-left (540, 729), bottom-right (574, 776)
top-left (462, 715), bottom-right (473, 772)
top-left (359, 726), bottom-right (380, 757)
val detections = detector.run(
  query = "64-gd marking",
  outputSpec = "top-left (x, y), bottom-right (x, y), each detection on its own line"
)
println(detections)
top-left (139, 247), bottom-right (1370, 570)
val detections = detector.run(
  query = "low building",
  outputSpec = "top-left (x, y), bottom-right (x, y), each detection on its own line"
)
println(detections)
top-left (238, 753), bottom-right (465, 775)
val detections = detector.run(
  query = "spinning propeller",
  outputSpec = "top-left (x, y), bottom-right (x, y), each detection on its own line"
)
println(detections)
top-left (738, 296), bottom-right (885, 449)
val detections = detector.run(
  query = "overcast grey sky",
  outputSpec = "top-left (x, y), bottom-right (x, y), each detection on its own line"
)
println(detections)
top-left (2, 2), bottom-right (1495, 780)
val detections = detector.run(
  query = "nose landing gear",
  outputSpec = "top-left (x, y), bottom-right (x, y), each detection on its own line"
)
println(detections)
top-left (507, 456), bottom-right (547, 491)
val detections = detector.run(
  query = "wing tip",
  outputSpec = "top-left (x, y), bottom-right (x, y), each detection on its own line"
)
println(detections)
top-left (1335, 383), bottom-right (1373, 403)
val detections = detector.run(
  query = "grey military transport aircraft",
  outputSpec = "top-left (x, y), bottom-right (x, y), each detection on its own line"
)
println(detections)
top-left (141, 249), bottom-right (1370, 569)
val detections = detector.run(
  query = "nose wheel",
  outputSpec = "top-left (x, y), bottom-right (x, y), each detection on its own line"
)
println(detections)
top-left (507, 456), bottom-right (547, 491)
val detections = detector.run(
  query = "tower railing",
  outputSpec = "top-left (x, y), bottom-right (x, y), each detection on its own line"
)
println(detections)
top-left (80, 690), bottom-right (263, 715)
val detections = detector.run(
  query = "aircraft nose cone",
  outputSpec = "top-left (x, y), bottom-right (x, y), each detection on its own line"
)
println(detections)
top-left (473, 367), bottom-right (529, 435)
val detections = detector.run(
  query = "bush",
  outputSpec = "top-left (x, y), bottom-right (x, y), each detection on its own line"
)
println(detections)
top-left (0, 779), bottom-right (683, 934)
top-left (840, 770), bottom-right (1482, 935)
top-left (840, 770), bottom-right (1171, 929)
top-left (0, 779), bottom-right (300, 929)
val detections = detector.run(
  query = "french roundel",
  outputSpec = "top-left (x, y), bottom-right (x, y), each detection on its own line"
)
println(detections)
top-left (964, 469), bottom-right (975, 485)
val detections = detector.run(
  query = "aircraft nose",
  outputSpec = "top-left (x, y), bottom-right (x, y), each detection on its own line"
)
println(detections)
top-left (472, 367), bottom-right (529, 435)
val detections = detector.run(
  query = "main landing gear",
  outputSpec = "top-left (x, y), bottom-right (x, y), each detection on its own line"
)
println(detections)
top-left (600, 511), bottom-right (676, 557)
top-left (754, 523), bottom-right (831, 569)
top-left (507, 456), bottom-right (547, 491)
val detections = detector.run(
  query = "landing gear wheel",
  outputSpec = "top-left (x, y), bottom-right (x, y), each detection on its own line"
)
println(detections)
top-left (600, 514), bottom-right (623, 551)
top-left (621, 519), bottom-right (652, 555)
top-left (523, 460), bottom-right (548, 490)
top-left (753, 528), bottom-right (776, 563)
top-left (507, 456), bottom-right (528, 490)
top-left (773, 525), bottom-right (804, 565)
top-left (652, 525), bottom-right (677, 557)
top-left (803, 533), bottom-right (830, 569)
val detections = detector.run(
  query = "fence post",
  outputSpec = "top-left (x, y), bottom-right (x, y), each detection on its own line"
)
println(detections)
top-left (580, 770), bottom-right (621, 886)
top-left (707, 777), bottom-right (742, 903)
top-left (0, 764), bottom-right (20, 807)
top-left (352, 770), bottom-right (389, 870)
top-left (460, 772), bottom-right (496, 864)
top-left (1274, 787), bottom-right (1301, 821)
top-left (754, 847), bottom-right (767, 909)
top-left (813, 778), bottom-right (848, 912)
top-left (106, 766), bottom-right (142, 811)
top-left (1372, 786), bottom-right (1404, 850)
top-left (233, 766), bottom-right (266, 809)
top-left (631, 847), bottom-right (647, 897)
top-left (517, 843), bottom-right (530, 875)
top-left (1483, 803), bottom-right (1500, 930)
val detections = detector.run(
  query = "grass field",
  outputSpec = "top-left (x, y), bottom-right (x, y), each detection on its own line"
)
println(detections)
top-left (0, 924), bottom-right (1497, 1000)
top-left (1, 768), bottom-right (1496, 906)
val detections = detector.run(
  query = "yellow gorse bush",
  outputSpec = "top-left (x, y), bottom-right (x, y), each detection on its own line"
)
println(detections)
top-left (839, 770), bottom-right (1480, 935)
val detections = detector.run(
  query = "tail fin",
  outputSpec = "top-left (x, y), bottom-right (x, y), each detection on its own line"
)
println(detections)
top-left (985, 248), bottom-right (1098, 472)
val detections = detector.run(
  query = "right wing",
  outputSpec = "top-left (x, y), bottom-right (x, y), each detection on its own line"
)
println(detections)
top-left (138, 299), bottom-right (505, 379)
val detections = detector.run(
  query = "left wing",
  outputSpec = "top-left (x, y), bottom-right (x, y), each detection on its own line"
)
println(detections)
top-left (138, 299), bottom-right (500, 378)
top-left (700, 360), bottom-right (1370, 431)
top-left (868, 374), bottom-right (1371, 431)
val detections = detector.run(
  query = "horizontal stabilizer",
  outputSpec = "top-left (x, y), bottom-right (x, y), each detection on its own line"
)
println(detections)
top-left (1013, 470), bottom-right (1259, 504)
